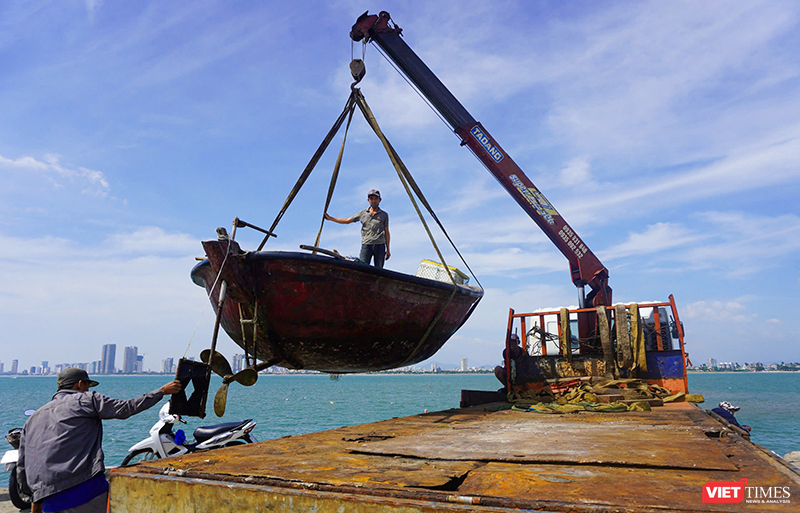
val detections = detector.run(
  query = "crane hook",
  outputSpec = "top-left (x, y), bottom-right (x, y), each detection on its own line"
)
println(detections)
top-left (350, 59), bottom-right (366, 90)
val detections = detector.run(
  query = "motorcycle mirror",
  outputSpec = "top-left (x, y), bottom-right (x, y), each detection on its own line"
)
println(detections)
top-left (24, 409), bottom-right (36, 416)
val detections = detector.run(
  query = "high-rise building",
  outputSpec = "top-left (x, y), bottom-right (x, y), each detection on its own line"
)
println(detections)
top-left (123, 346), bottom-right (138, 373)
top-left (101, 344), bottom-right (117, 374)
top-left (162, 358), bottom-right (174, 374)
top-left (708, 358), bottom-right (717, 367)
top-left (460, 358), bottom-right (468, 372)
top-left (233, 354), bottom-right (245, 373)
top-left (135, 355), bottom-right (144, 373)
top-left (11, 359), bottom-right (18, 374)
top-left (0, 362), bottom-right (4, 374)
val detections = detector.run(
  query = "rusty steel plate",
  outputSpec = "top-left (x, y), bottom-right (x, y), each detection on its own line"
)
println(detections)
top-left (354, 409), bottom-right (738, 471)
top-left (110, 404), bottom-right (800, 513)
top-left (458, 461), bottom-right (795, 512)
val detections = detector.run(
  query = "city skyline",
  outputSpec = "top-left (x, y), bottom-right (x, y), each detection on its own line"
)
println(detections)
top-left (2, 346), bottom-right (797, 376)
top-left (0, 343), bottom-right (165, 376)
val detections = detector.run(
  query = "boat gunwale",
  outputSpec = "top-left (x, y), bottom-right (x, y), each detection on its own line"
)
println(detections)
top-left (191, 249), bottom-right (484, 299)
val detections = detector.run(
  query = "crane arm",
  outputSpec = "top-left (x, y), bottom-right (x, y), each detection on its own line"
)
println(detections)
top-left (351, 12), bottom-right (611, 306)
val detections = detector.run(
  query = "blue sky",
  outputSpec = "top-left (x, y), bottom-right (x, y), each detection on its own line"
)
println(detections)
top-left (1, 0), bottom-right (798, 373)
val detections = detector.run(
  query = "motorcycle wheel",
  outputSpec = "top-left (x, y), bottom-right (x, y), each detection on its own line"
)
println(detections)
top-left (120, 448), bottom-right (161, 466)
top-left (9, 466), bottom-right (32, 510)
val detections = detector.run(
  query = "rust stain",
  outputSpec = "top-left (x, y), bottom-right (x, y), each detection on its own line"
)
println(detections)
top-left (354, 408), bottom-right (737, 471)
top-left (110, 403), bottom-right (800, 512)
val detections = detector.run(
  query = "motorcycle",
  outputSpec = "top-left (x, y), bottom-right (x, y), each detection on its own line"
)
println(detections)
top-left (3, 409), bottom-right (36, 510)
top-left (120, 403), bottom-right (257, 466)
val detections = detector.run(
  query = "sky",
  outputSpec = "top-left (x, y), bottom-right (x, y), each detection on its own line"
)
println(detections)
top-left (1, 0), bottom-right (798, 373)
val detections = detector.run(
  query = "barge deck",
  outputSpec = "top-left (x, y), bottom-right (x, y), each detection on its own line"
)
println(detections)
top-left (109, 401), bottom-right (799, 512)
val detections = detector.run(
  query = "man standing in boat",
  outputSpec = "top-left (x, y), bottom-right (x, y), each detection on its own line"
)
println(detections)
top-left (324, 188), bottom-right (391, 268)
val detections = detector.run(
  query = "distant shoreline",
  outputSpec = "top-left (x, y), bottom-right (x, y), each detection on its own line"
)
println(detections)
top-left (0, 370), bottom-right (496, 378)
top-left (687, 370), bottom-right (800, 373)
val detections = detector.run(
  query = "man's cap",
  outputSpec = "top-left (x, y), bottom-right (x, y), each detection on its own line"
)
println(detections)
top-left (367, 189), bottom-right (381, 199)
top-left (57, 367), bottom-right (99, 390)
top-left (718, 401), bottom-right (740, 412)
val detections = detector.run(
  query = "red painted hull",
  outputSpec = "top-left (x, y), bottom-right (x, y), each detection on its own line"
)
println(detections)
top-left (191, 240), bottom-right (483, 373)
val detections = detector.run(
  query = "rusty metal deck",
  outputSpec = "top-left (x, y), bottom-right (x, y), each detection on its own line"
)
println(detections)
top-left (109, 402), bottom-right (799, 512)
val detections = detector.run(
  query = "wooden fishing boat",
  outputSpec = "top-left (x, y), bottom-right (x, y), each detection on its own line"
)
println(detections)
top-left (191, 239), bottom-right (483, 373)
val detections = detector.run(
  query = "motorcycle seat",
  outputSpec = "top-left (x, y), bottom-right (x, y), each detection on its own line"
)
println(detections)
top-left (193, 420), bottom-right (252, 443)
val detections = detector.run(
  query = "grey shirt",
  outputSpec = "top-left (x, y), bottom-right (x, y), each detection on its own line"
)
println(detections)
top-left (352, 208), bottom-right (389, 245)
top-left (18, 388), bottom-right (164, 501)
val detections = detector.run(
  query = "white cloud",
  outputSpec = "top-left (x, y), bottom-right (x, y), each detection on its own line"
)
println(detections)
top-left (683, 299), bottom-right (758, 323)
top-left (462, 248), bottom-right (564, 276)
top-left (679, 211), bottom-right (800, 276)
top-left (0, 154), bottom-right (49, 171)
top-left (558, 157), bottom-right (593, 188)
top-left (0, 152), bottom-right (111, 197)
top-left (601, 222), bottom-right (700, 260)
top-left (105, 227), bottom-right (199, 255)
top-left (0, 229), bottom-right (214, 369)
top-left (85, 0), bottom-right (104, 24)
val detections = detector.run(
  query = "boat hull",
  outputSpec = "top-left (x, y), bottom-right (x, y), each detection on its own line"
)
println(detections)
top-left (191, 241), bottom-right (483, 373)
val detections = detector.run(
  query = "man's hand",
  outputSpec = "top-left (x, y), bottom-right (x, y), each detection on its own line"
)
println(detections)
top-left (386, 248), bottom-right (391, 260)
top-left (160, 380), bottom-right (182, 395)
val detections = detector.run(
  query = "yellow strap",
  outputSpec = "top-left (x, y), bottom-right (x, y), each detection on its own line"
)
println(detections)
top-left (314, 104), bottom-right (356, 249)
top-left (615, 304), bottom-right (633, 369)
top-left (629, 303), bottom-right (648, 373)
top-left (559, 308), bottom-right (572, 363)
top-left (596, 306), bottom-right (616, 378)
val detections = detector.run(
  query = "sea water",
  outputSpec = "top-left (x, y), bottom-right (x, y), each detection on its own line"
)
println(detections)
top-left (1, 372), bottom-right (798, 482)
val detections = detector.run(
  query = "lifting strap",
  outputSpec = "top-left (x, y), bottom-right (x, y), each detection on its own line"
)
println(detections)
top-left (314, 99), bottom-right (357, 249)
top-left (257, 94), bottom-right (357, 251)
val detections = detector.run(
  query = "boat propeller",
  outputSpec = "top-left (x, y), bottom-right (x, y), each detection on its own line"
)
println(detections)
top-left (200, 349), bottom-right (258, 417)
